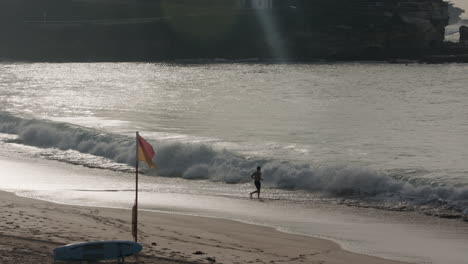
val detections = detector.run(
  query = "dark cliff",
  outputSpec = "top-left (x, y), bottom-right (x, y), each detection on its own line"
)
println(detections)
top-left (0, 0), bottom-right (449, 61)
top-left (448, 3), bottom-right (465, 24)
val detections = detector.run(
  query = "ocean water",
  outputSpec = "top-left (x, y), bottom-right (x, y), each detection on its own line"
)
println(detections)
top-left (1, 62), bottom-right (468, 263)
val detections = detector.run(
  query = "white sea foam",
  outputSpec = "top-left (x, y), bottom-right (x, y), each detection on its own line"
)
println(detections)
top-left (1, 111), bottom-right (467, 218)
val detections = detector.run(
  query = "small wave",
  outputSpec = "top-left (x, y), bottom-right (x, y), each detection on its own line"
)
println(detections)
top-left (1, 111), bottom-right (467, 218)
top-left (0, 112), bottom-right (136, 165)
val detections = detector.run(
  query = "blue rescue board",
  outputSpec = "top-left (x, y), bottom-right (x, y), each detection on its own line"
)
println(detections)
top-left (54, 240), bottom-right (142, 261)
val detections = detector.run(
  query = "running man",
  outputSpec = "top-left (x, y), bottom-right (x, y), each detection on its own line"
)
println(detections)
top-left (249, 166), bottom-right (263, 199)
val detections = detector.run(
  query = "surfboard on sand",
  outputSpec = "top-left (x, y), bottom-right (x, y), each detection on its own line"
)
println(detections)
top-left (53, 240), bottom-right (142, 262)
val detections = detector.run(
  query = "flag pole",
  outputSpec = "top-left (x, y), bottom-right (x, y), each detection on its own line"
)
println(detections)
top-left (133, 131), bottom-right (139, 242)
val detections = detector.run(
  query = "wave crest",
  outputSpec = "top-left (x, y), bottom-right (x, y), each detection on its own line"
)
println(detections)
top-left (1, 112), bottom-right (467, 216)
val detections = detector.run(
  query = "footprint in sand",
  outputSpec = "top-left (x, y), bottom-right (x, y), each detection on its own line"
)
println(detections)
top-left (206, 256), bottom-right (216, 263)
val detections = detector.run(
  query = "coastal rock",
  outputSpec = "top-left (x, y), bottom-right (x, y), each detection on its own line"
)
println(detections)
top-left (448, 3), bottom-right (465, 24)
top-left (460, 25), bottom-right (468, 46)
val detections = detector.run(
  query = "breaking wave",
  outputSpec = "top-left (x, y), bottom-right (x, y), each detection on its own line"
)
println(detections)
top-left (1, 112), bottom-right (467, 218)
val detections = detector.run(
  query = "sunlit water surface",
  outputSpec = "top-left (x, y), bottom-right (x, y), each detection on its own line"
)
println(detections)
top-left (1, 62), bottom-right (468, 264)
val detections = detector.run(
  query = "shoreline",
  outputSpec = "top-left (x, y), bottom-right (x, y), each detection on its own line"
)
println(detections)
top-left (0, 142), bottom-right (467, 264)
top-left (1, 57), bottom-right (467, 64)
top-left (0, 190), bottom-right (409, 264)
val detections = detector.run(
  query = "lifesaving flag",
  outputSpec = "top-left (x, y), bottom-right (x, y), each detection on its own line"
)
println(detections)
top-left (137, 134), bottom-right (155, 168)
top-left (133, 132), bottom-right (155, 242)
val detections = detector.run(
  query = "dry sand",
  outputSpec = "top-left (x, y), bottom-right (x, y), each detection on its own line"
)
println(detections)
top-left (0, 191), bottom-right (409, 264)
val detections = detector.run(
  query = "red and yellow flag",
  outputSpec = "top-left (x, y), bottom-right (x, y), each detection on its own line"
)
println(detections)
top-left (137, 135), bottom-right (155, 168)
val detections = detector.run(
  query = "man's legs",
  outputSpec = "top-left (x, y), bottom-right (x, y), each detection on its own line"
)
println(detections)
top-left (255, 181), bottom-right (261, 199)
top-left (250, 190), bottom-right (258, 199)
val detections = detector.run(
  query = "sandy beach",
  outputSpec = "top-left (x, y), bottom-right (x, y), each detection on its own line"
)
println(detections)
top-left (0, 190), bottom-right (410, 264)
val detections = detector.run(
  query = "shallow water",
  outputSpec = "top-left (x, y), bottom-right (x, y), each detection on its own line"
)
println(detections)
top-left (1, 149), bottom-right (467, 264)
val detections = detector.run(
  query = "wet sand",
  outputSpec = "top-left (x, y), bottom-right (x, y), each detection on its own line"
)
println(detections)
top-left (0, 191), bottom-right (409, 264)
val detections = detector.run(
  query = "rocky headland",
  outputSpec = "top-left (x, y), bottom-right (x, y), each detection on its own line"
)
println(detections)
top-left (0, 0), bottom-right (465, 62)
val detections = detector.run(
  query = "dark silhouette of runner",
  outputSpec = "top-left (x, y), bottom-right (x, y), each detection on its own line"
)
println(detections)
top-left (249, 166), bottom-right (263, 199)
